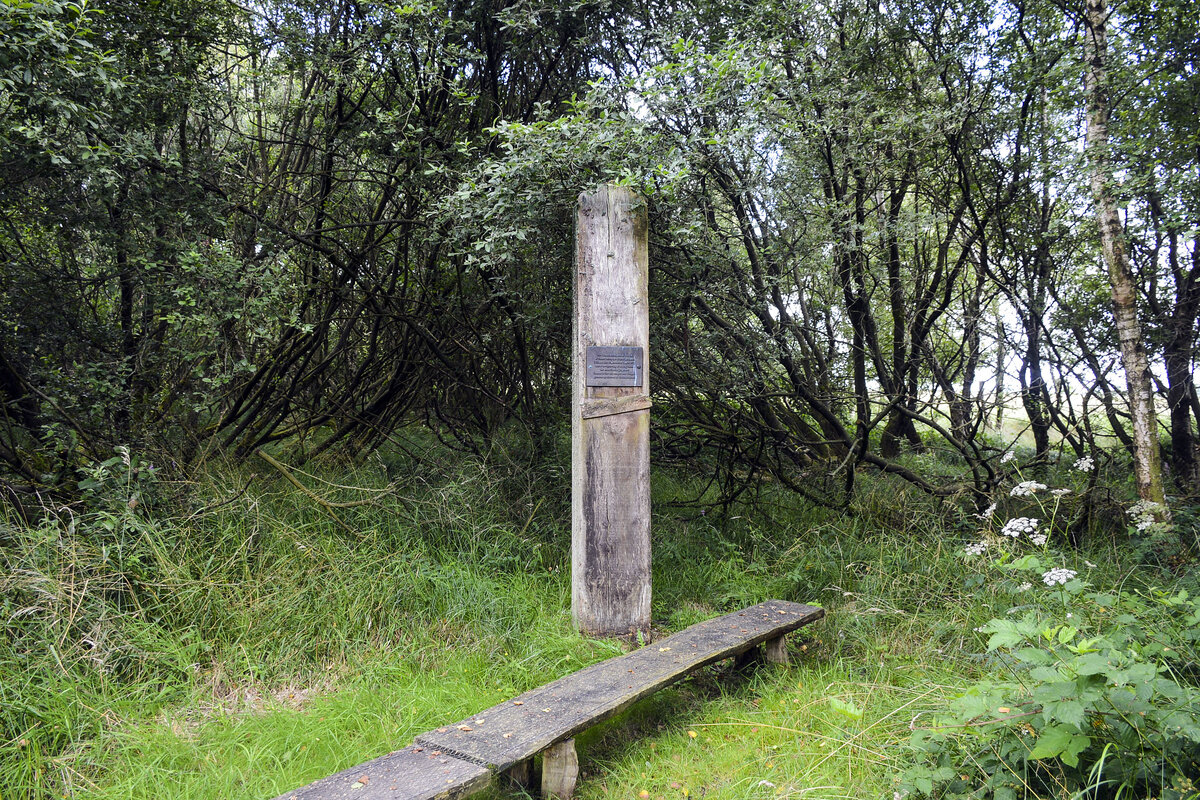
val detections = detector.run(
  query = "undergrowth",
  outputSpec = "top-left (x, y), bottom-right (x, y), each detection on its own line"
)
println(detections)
top-left (0, 433), bottom-right (1194, 799)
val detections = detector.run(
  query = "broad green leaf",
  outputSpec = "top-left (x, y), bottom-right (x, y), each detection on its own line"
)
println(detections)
top-left (1072, 652), bottom-right (1112, 676)
top-left (1014, 647), bottom-right (1054, 665)
top-left (1029, 724), bottom-right (1090, 767)
top-left (829, 697), bottom-right (863, 720)
top-left (1028, 724), bottom-right (1072, 760)
top-left (1041, 699), bottom-right (1086, 729)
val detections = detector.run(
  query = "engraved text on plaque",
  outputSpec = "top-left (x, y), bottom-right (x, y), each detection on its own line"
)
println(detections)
top-left (585, 346), bottom-right (643, 387)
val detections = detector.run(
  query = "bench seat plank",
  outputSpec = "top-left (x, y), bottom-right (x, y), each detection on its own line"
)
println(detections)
top-left (271, 745), bottom-right (492, 800)
top-left (415, 600), bottom-right (823, 770)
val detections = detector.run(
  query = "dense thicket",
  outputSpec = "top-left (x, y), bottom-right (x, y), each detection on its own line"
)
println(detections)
top-left (1, 0), bottom-right (1196, 511)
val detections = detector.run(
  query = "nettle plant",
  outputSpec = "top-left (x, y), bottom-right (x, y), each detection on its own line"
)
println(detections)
top-left (900, 455), bottom-right (1200, 799)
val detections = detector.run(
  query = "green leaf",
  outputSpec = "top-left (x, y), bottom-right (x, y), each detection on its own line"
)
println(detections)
top-left (829, 697), bottom-right (863, 720)
top-left (984, 619), bottom-right (1032, 651)
top-left (1041, 699), bottom-right (1087, 728)
top-left (1028, 724), bottom-right (1090, 767)
top-left (1061, 733), bottom-right (1090, 767)
top-left (1005, 554), bottom-right (1043, 571)
top-left (1030, 665), bottom-right (1068, 683)
top-left (1031, 681), bottom-right (1076, 704)
top-left (1072, 652), bottom-right (1112, 676)
top-left (1028, 724), bottom-right (1071, 759)
top-left (1014, 647), bottom-right (1054, 665)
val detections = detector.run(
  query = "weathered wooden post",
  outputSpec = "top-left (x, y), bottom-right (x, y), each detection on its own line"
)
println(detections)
top-left (571, 184), bottom-right (651, 638)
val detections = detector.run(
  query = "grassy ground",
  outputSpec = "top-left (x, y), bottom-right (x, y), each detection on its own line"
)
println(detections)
top-left (0, 432), bottom-right (1181, 799)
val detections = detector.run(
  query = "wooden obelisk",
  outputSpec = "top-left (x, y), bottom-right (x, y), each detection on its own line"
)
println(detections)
top-left (572, 184), bottom-right (651, 637)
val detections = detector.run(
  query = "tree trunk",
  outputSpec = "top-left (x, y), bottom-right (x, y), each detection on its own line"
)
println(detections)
top-left (1164, 340), bottom-right (1198, 489)
top-left (1084, 0), bottom-right (1166, 505)
top-left (1158, 215), bottom-right (1200, 492)
top-left (1020, 302), bottom-right (1051, 460)
top-left (993, 313), bottom-right (1006, 428)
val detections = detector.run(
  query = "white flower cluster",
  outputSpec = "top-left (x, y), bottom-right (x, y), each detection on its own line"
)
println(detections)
top-left (1000, 450), bottom-right (1016, 464)
top-left (974, 502), bottom-right (998, 520)
top-left (1074, 455), bottom-right (1094, 472)
top-left (1029, 531), bottom-right (1048, 546)
top-left (1001, 517), bottom-right (1039, 538)
top-left (964, 541), bottom-right (988, 556)
top-left (1128, 499), bottom-right (1168, 531)
top-left (1051, 488), bottom-right (1071, 497)
top-left (1010, 481), bottom-right (1047, 497)
top-left (1016, 582), bottom-right (1032, 592)
top-left (1042, 568), bottom-right (1077, 586)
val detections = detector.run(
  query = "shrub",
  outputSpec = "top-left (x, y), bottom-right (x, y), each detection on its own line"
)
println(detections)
top-left (900, 554), bottom-right (1200, 799)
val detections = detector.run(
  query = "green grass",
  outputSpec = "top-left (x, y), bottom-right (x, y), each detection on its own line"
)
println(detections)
top-left (0, 432), bottom-right (1185, 799)
top-left (572, 658), bottom-right (961, 800)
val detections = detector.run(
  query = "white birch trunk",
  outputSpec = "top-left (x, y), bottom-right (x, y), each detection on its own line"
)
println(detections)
top-left (1084, 0), bottom-right (1166, 506)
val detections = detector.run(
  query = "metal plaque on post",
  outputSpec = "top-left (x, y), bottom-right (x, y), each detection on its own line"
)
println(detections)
top-left (585, 346), bottom-right (643, 387)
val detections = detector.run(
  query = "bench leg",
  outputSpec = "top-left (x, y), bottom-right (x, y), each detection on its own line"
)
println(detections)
top-left (505, 758), bottom-right (533, 791)
top-left (542, 738), bottom-right (579, 800)
top-left (733, 645), bottom-right (763, 671)
top-left (766, 634), bottom-right (789, 665)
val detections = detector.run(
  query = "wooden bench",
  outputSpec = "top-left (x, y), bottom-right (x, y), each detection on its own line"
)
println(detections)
top-left (271, 600), bottom-right (824, 800)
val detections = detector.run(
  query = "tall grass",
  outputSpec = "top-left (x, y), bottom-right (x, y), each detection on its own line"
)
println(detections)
top-left (0, 432), bottom-right (1178, 799)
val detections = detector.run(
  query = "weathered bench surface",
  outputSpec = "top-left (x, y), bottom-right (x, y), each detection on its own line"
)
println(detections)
top-left (274, 746), bottom-right (490, 800)
top-left (416, 600), bottom-right (822, 769)
top-left (273, 599), bottom-right (823, 800)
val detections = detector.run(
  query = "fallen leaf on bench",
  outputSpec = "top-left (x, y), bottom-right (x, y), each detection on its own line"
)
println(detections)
top-left (543, 708), bottom-right (551, 712)
top-left (512, 701), bottom-right (523, 705)
top-left (659, 647), bottom-right (671, 651)
top-left (503, 732), bottom-right (513, 738)
top-left (458, 725), bottom-right (473, 731)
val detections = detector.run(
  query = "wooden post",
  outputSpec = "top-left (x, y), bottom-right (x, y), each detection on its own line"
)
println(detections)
top-left (542, 739), bottom-right (579, 800)
top-left (572, 184), bottom-right (651, 638)
top-left (734, 646), bottom-right (763, 671)
top-left (504, 759), bottom-right (532, 791)
top-left (765, 635), bottom-right (789, 665)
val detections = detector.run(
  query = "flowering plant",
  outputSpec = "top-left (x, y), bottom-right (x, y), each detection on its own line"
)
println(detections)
top-left (900, 557), bottom-right (1200, 799)
top-left (964, 449), bottom-right (1100, 560)
top-left (1009, 481), bottom-right (1047, 497)
top-left (922, 452), bottom-right (1197, 798)
top-left (999, 517), bottom-right (1038, 538)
